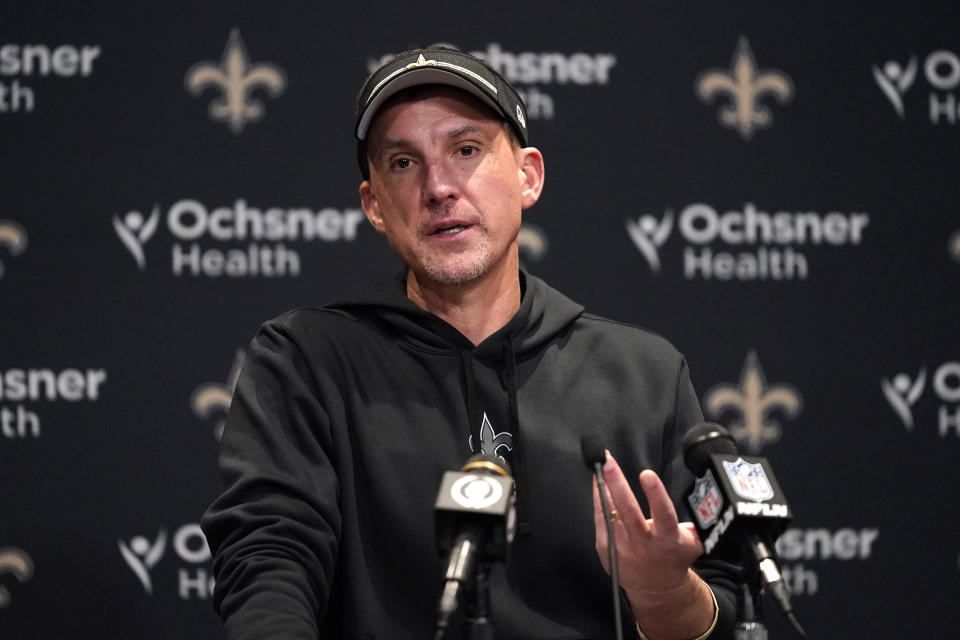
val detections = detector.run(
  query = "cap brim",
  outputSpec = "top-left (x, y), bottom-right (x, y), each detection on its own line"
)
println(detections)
top-left (356, 68), bottom-right (503, 141)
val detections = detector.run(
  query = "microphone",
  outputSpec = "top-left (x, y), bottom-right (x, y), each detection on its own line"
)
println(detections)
top-left (580, 433), bottom-right (607, 469)
top-left (433, 453), bottom-right (516, 637)
top-left (580, 433), bottom-right (623, 640)
top-left (682, 422), bottom-right (805, 637)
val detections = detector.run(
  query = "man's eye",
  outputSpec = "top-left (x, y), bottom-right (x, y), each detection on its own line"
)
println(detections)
top-left (458, 145), bottom-right (476, 157)
top-left (392, 157), bottom-right (411, 169)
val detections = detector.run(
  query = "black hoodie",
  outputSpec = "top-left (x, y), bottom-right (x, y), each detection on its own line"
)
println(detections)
top-left (202, 271), bottom-right (737, 639)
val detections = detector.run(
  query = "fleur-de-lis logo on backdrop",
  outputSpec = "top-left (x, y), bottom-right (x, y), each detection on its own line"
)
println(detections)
top-left (0, 547), bottom-right (34, 609)
top-left (518, 222), bottom-right (549, 268)
top-left (185, 29), bottom-right (287, 134)
top-left (704, 351), bottom-right (802, 452)
top-left (0, 220), bottom-right (28, 280)
top-left (191, 349), bottom-right (245, 441)
top-left (696, 37), bottom-right (795, 140)
top-left (949, 229), bottom-right (960, 262)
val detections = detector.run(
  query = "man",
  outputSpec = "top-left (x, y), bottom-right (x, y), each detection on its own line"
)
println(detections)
top-left (202, 47), bottom-right (736, 639)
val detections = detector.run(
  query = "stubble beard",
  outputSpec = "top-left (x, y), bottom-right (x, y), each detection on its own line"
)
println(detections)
top-left (416, 232), bottom-right (492, 286)
top-left (410, 202), bottom-right (492, 286)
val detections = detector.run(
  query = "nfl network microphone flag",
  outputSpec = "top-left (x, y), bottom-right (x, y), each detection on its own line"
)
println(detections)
top-left (686, 453), bottom-right (792, 556)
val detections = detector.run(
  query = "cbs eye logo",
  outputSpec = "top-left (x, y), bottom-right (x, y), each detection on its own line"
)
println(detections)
top-left (451, 475), bottom-right (503, 510)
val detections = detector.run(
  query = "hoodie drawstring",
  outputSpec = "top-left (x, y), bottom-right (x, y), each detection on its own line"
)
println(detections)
top-left (502, 336), bottom-right (530, 536)
top-left (458, 338), bottom-right (530, 536)
top-left (460, 349), bottom-right (482, 455)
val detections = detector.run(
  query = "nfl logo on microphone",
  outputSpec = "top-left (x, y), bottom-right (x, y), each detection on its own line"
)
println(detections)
top-left (722, 458), bottom-right (774, 503)
top-left (688, 471), bottom-right (724, 529)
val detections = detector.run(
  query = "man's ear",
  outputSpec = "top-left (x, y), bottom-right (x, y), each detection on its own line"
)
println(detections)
top-left (517, 147), bottom-right (545, 210)
top-left (359, 180), bottom-right (385, 234)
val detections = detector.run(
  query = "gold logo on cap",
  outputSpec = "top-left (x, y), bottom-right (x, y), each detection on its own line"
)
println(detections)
top-left (406, 54), bottom-right (435, 70)
top-left (696, 37), bottom-right (794, 140)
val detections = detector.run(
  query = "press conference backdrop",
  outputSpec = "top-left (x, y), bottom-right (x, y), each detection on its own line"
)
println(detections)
top-left (2, 2), bottom-right (958, 638)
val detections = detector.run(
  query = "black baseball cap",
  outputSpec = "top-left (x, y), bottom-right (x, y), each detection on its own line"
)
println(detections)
top-left (355, 46), bottom-right (529, 178)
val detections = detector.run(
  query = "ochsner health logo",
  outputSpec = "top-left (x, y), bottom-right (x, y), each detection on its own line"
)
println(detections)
top-left (873, 49), bottom-right (960, 124)
top-left (882, 361), bottom-right (960, 438)
top-left (369, 43), bottom-right (617, 121)
top-left (0, 42), bottom-right (101, 114)
top-left (119, 523), bottom-right (213, 600)
top-left (113, 206), bottom-right (159, 270)
top-left (775, 525), bottom-right (879, 597)
top-left (112, 198), bottom-right (366, 277)
top-left (0, 367), bottom-right (107, 439)
top-left (626, 202), bottom-right (870, 281)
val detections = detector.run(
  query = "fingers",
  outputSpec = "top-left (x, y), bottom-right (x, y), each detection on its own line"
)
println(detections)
top-left (596, 456), bottom-right (689, 544)
top-left (601, 453), bottom-right (648, 534)
top-left (639, 469), bottom-right (680, 536)
top-left (679, 522), bottom-right (705, 555)
top-left (591, 456), bottom-right (706, 596)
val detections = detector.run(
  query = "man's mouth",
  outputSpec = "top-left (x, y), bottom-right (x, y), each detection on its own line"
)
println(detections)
top-left (428, 219), bottom-right (474, 235)
top-left (434, 224), bottom-right (469, 235)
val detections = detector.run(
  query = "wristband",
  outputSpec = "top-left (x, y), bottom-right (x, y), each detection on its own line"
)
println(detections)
top-left (635, 586), bottom-right (719, 640)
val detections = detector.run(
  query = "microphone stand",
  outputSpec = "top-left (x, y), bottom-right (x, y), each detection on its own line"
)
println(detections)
top-left (738, 535), bottom-right (807, 639)
top-left (463, 561), bottom-right (494, 640)
top-left (735, 582), bottom-right (768, 640)
top-left (592, 460), bottom-right (624, 640)
top-left (433, 454), bottom-right (515, 640)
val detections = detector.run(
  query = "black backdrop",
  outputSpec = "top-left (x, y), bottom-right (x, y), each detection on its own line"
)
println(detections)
top-left (2, 2), bottom-right (959, 638)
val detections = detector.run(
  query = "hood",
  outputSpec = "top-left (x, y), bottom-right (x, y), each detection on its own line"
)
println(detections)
top-left (328, 269), bottom-right (584, 361)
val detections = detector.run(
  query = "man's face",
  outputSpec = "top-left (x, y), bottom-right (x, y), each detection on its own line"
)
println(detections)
top-left (359, 86), bottom-right (543, 288)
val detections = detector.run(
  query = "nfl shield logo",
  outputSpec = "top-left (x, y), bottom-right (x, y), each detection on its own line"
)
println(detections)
top-left (687, 471), bottom-right (723, 529)
top-left (722, 458), bottom-right (774, 503)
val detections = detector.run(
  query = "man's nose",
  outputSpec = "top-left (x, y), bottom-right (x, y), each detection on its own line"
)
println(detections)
top-left (422, 160), bottom-right (459, 205)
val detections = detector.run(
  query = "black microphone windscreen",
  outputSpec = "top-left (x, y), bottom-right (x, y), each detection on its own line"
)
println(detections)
top-left (580, 433), bottom-right (607, 468)
top-left (682, 422), bottom-right (738, 476)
